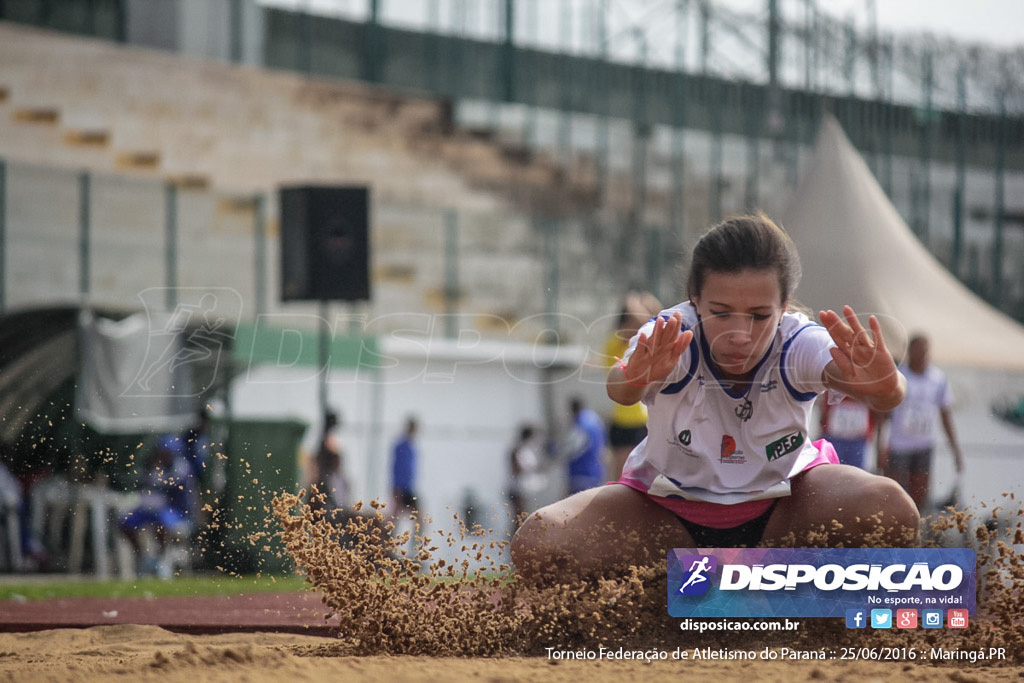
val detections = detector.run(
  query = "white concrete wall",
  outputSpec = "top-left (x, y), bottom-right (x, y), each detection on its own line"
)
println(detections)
top-left (228, 337), bottom-right (591, 566)
top-left (938, 366), bottom-right (1024, 507)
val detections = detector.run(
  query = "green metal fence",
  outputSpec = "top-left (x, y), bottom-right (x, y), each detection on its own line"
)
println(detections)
top-left (0, 1), bottom-right (1021, 321)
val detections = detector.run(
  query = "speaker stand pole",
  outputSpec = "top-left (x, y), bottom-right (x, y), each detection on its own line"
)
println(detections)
top-left (318, 299), bottom-right (330, 421)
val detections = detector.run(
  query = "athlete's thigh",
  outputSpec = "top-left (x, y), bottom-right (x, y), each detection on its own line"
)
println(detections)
top-left (512, 483), bottom-right (693, 579)
top-left (762, 465), bottom-right (917, 547)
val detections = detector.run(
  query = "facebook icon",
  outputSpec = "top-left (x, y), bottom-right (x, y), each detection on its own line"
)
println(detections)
top-left (845, 609), bottom-right (866, 629)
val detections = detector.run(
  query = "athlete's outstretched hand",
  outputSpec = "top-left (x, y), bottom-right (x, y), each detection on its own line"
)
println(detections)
top-left (618, 312), bottom-right (691, 383)
top-left (820, 306), bottom-right (904, 411)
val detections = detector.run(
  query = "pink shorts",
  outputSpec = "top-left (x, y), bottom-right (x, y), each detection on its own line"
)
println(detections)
top-left (616, 439), bottom-right (840, 529)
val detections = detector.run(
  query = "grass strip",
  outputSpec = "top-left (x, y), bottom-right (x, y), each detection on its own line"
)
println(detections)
top-left (0, 573), bottom-right (311, 601)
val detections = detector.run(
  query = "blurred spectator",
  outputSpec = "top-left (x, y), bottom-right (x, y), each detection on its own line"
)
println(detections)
top-left (309, 409), bottom-right (350, 519)
top-left (119, 435), bottom-right (199, 577)
top-left (181, 408), bottom-right (211, 485)
top-left (26, 453), bottom-right (93, 572)
top-left (818, 395), bottom-right (876, 469)
top-left (877, 333), bottom-right (965, 510)
top-left (0, 459), bottom-right (23, 570)
top-left (461, 488), bottom-right (480, 531)
top-left (602, 291), bottom-right (661, 480)
top-left (0, 459), bottom-right (49, 571)
top-left (391, 416), bottom-right (420, 518)
top-left (564, 397), bottom-right (606, 495)
top-left (506, 424), bottom-right (545, 528)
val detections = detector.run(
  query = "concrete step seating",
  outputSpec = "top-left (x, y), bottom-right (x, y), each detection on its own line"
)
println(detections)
top-left (0, 21), bottom-right (781, 338)
top-left (0, 23), bottom-right (565, 216)
top-left (0, 23), bottom-right (576, 328)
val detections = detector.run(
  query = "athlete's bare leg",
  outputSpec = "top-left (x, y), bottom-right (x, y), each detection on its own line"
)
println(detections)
top-left (511, 484), bottom-right (693, 584)
top-left (763, 465), bottom-right (919, 547)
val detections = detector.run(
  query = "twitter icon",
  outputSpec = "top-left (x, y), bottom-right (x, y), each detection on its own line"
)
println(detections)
top-left (870, 609), bottom-right (892, 629)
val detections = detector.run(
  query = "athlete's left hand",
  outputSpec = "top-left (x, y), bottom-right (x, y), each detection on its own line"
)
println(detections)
top-left (820, 306), bottom-right (903, 410)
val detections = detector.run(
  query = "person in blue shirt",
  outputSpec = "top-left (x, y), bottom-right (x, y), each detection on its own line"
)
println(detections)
top-left (566, 397), bottom-right (607, 494)
top-left (391, 416), bottom-right (420, 518)
top-left (120, 435), bottom-right (198, 576)
top-left (181, 408), bottom-right (210, 485)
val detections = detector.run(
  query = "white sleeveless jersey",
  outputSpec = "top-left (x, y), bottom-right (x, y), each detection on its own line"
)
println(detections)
top-left (621, 302), bottom-right (836, 504)
top-left (887, 364), bottom-right (952, 452)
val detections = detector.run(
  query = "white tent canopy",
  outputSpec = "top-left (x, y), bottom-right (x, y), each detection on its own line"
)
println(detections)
top-left (780, 115), bottom-right (1024, 508)
top-left (780, 115), bottom-right (1024, 372)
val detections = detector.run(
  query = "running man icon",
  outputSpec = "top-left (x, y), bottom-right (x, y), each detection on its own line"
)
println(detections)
top-left (678, 556), bottom-right (714, 594)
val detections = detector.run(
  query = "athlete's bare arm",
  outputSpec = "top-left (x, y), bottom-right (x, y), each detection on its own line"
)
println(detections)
top-left (819, 306), bottom-right (905, 413)
top-left (607, 312), bottom-right (692, 406)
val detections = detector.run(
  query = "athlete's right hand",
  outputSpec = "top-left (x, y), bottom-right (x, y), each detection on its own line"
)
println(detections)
top-left (621, 311), bottom-right (692, 386)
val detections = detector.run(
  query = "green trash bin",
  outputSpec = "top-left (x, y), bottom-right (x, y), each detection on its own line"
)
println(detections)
top-left (215, 418), bottom-right (307, 575)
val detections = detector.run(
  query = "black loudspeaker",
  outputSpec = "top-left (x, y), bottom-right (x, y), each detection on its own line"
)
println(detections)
top-left (280, 185), bottom-right (370, 302)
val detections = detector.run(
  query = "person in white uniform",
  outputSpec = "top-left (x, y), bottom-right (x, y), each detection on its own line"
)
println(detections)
top-left (877, 334), bottom-right (964, 510)
top-left (512, 214), bottom-right (919, 583)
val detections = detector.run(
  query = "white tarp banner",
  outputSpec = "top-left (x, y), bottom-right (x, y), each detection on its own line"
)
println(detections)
top-left (75, 311), bottom-right (194, 434)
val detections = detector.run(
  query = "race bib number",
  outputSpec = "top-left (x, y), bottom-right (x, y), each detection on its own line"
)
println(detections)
top-left (898, 405), bottom-right (934, 438)
top-left (829, 402), bottom-right (870, 439)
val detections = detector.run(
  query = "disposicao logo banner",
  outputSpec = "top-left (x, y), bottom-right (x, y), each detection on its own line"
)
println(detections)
top-left (667, 548), bottom-right (976, 618)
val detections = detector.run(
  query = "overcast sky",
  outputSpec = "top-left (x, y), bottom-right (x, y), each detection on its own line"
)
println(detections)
top-left (815, 0), bottom-right (1024, 49)
top-left (265, 1), bottom-right (1024, 51)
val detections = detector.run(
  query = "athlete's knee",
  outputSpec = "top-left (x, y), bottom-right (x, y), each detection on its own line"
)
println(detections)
top-left (510, 507), bottom-right (577, 583)
top-left (869, 475), bottom-right (918, 515)
top-left (509, 509), bottom-right (542, 566)
top-left (853, 475), bottom-right (920, 545)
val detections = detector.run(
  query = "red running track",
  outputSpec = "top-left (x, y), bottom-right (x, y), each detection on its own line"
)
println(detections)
top-left (0, 592), bottom-right (340, 636)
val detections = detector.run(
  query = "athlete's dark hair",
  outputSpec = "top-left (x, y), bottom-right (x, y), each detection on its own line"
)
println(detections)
top-left (686, 213), bottom-right (802, 306)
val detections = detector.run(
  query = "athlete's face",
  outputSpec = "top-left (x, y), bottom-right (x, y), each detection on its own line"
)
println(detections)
top-left (908, 337), bottom-right (929, 373)
top-left (692, 268), bottom-right (786, 381)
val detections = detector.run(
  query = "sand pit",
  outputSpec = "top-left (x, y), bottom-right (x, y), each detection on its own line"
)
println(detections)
top-left (1, 492), bottom-right (1022, 682)
top-left (1, 623), bottom-right (1022, 682)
